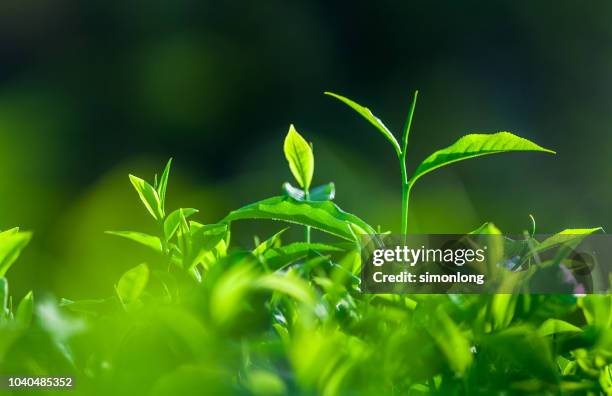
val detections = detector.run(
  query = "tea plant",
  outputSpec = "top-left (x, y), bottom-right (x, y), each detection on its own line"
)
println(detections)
top-left (325, 91), bottom-right (555, 235)
top-left (0, 93), bottom-right (610, 396)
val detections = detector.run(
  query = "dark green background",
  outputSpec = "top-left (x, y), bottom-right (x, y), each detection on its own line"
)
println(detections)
top-left (0, 1), bottom-right (609, 297)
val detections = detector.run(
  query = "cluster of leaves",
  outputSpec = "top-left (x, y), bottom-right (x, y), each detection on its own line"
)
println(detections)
top-left (0, 93), bottom-right (610, 396)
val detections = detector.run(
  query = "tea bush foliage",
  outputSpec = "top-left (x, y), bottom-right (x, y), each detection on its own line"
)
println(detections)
top-left (0, 94), bottom-right (610, 396)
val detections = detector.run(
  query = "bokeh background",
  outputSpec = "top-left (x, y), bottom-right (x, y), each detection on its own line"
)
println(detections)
top-left (0, 1), bottom-right (610, 299)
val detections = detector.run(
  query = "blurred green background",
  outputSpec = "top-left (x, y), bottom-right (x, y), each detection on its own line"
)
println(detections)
top-left (0, 1), bottom-right (610, 299)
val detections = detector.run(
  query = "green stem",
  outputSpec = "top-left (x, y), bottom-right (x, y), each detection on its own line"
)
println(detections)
top-left (400, 158), bottom-right (411, 237)
top-left (399, 91), bottom-right (418, 239)
top-left (304, 188), bottom-right (311, 243)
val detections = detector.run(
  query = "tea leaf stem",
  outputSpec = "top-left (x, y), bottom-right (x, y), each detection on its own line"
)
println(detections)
top-left (400, 91), bottom-right (418, 237)
top-left (304, 188), bottom-right (311, 243)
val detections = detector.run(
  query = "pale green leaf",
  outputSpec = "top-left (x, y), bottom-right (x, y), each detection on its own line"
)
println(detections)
top-left (409, 132), bottom-right (555, 185)
top-left (15, 291), bottom-right (33, 326)
top-left (0, 227), bottom-right (20, 237)
top-left (0, 231), bottom-right (32, 277)
top-left (164, 208), bottom-right (199, 241)
top-left (253, 273), bottom-right (315, 306)
top-left (246, 370), bottom-right (286, 396)
top-left (116, 263), bottom-right (149, 304)
top-left (284, 125), bottom-right (314, 189)
top-left (223, 196), bottom-right (376, 241)
top-left (253, 228), bottom-right (288, 256)
top-left (325, 92), bottom-right (401, 156)
top-left (129, 174), bottom-right (164, 220)
top-left (0, 278), bottom-right (8, 316)
top-left (157, 158), bottom-right (173, 210)
top-left (106, 231), bottom-right (163, 253)
top-left (538, 319), bottom-right (582, 336)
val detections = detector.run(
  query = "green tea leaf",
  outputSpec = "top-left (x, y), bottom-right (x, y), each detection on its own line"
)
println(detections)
top-left (129, 174), bottom-right (164, 220)
top-left (538, 319), bottom-right (582, 336)
top-left (0, 227), bottom-right (20, 237)
top-left (253, 273), bottom-right (315, 306)
top-left (164, 208), bottom-right (199, 241)
top-left (253, 228), bottom-right (288, 256)
top-left (0, 278), bottom-right (8, 316)
top-left (15, 291), bottom-right (33, 326)
top-left (325, 92), bottom-right (401, 156)
top-left (157, 158), bottom-right (173, 210)
top-left (484, 326), bottom-right (558, 382)
top-left (223, 196), bottom-right (376, 241)
top-left (246, 370), bottom-right (286, 396)
top-left (0, 231), bottom-right (32, 277)
top-left (534, 228), bottom-right (603, 253)
top-left (184, 222), bottom-right (228, 270)
top-left (428, 306), bottom-right (473, 375)
top-left (282, 182), bottom-right (335, 201)
top-left (409, 132), bottom-right (555, 185)
top-left (469, 222), bottom-right (502, 235)
top-left (116, 263), bottom-right (149, 305)
top-left (489, 294), bottom-right (518, 330)
top-left (401, 90), bottom-right (418, 155)
top-left (106, 231), bottom-right (163, 253)
top-left (284, 125), bottom-right (314, 190)
top-left (263, 242), bottom-right (342, 270)
top-left (578, 295), bottom-right (612, 328)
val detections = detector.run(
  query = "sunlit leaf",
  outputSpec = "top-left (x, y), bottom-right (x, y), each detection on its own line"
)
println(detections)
top-left (409, 132), bottom-right (555, 185)
top-left (129, 174), bottom-right (164, 220)
top-left (325, 92), bottom-right (401, 156)
top-left (0, 231), bottom-right (32, 277)
top-left (157, 158), bottom-right (173, 210)
top-left (15, 290), bottom-right (33, 326)
top-left (116, 263), bottom-right (150, 305)
top-left (246, 370), bottom-right (286, 396)
top-left (164, 208), bottom-right (199, 241)
top-left (538, 319), bottom-right (582, 336)
top-left (253, 228), bottom-right (288, 256)
top-left (223, 196), bottom-right (376, 241)
top-left (106, 231), bottom-right (163, 252)
top-left (253, 273), bottom-right (314, 305)
top-left (284, 125), bottom-right (314, 190)
top-left (0, 277), bottom-right (8, 317)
